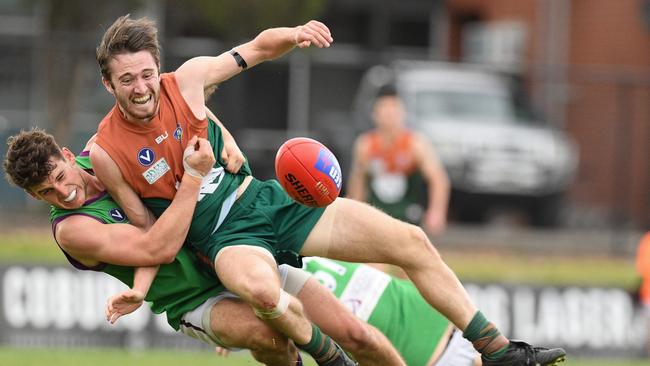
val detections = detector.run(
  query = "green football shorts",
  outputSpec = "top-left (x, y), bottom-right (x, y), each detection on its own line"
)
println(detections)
top-left (193, 178), bottom-right (326, 267)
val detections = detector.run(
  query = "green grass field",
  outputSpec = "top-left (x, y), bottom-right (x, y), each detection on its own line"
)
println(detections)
top-left (442, 250), bottom-right (639, 289)
top-left (0, 347), bottom-right (646, 366)
top-left (0, 229), bottom-right (640, 289)
top-left (0, 347), bottom-right (276, 366)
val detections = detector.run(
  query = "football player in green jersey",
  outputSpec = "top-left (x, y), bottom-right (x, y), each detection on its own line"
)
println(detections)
top-left (296, 258), bottom-right (480, 366)
top-left (4, 128), bottom-right (404, 366)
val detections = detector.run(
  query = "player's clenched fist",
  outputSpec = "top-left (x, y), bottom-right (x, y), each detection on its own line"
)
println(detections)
top-left (293, 20), bottom-right (333, 49)
top-left (183, 136), bottom-right (216, 179)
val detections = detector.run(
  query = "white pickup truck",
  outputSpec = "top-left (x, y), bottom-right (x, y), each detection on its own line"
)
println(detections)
top-left (351, 61), bottom-right (578, 226)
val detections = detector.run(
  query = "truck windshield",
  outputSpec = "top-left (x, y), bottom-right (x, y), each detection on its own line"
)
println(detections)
top-left (413, 89), bottom-right (516, 123)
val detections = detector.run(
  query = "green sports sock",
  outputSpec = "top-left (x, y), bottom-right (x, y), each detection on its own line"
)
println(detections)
top-left (296, 324), bottom-right (344, 365)
top-left (463, 311), bottom-right (510, 360)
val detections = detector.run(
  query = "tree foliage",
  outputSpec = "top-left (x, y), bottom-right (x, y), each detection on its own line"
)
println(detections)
top-left (184, 0), bottom-right (327, 41)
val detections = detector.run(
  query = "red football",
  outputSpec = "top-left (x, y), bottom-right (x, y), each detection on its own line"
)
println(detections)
top-left (275, 137), bottom-right (343, 207)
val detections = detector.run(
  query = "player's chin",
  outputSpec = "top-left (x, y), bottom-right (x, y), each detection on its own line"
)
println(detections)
top-left (129, 107), bottom-right (155, 121)
top-left (68, 199), bottom-right (85, 210)
top-left (59, 200), bottom-right (83, 210)
top-left (128, 99), bottom-right (156, 116)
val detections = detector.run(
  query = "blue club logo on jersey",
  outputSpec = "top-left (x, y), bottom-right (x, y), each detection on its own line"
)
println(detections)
top-left (108, 208), bottom-right (126, 222)
top-left (173, 122), bottom-right (183, 141)
top-left (314, 148), bottom-right (342, 191)
top-left (137, 147), bottom-right (155, 167)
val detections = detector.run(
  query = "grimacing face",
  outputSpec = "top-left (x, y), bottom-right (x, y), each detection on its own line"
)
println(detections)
top-left (103, 50), bottom-right (161, 123)
top-left (28, 148), bottom-right (88, 210)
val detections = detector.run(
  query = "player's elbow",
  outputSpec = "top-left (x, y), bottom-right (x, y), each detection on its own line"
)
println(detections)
top-left (336, 320), bottom-right (379, 354)
top-left (124, 254), bottom-right (162, 267)
top-left (154, 247), bottom-right (177, 264)
top-left (134, 246), bottom-right (175, 266)
top-left (140, 235), bottom-right (179, 264)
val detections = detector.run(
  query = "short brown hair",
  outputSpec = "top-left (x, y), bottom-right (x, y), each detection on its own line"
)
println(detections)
top-left (4, 128), bottom-right (63, 190)
top-left (96, 14), bottom-right (161, 80)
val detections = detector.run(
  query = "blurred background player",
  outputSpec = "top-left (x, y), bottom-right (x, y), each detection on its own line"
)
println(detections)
top-left (636, 232), bottom-right (650, 357)
top-left (347, 84), bottom-right (450, 235)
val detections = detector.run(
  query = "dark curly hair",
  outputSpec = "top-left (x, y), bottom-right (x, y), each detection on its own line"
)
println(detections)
top-left (4, 128), bottom-right (63, 190)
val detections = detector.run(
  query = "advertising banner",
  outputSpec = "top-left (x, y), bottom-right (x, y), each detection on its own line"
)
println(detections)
top-left (0, 264), bottom-right (647, 357)
top-left (0, 264), bottom-right (205, 350)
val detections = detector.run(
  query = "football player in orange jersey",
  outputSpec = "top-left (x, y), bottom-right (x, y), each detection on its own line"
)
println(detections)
top-left (348, 84), bottom-right (450, 236)
top-left (636, 232), bottom-right (650, 357)
top-left (91, 14), bottom-right (565, 366)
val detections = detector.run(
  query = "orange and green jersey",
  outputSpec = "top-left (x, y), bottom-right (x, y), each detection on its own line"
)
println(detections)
top-left (95, 72), bottom-right (251, 244)
top-left (362, 130), bottom-right (426, 223)
top-left (636, 233), bottom-right (650, 305)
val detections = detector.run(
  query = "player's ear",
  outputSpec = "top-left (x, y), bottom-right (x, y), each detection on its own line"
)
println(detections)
top-left (61, 147), bottom-right (76, 163)
top-left (102, 77), bottom-right (115, 95)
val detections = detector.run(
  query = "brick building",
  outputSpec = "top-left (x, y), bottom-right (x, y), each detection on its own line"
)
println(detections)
top-left (444, 0), bottom-right (650, 227)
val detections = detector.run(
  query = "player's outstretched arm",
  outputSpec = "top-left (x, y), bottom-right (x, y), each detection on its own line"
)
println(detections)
top-left (234, 19), bottom-right (333, 66)
top-left (175, 20), bottom-right (333, 120)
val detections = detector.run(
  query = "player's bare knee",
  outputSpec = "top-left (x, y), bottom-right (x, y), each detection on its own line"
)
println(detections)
top-left (246, 284), bottom-right (281, 311)
top-left (232, 269), bottom-right (280, 309)
top-left (252, 289), bottom-right (297, 321)
top-left (397, 224), bottom-right (440, 266)
top-left (337, 320), bottom-right (377, 353)
top-left (408, 224), bottom-right (430, 248)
